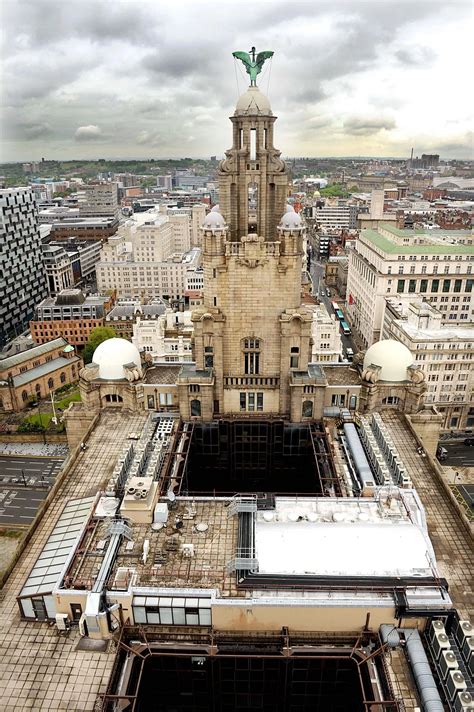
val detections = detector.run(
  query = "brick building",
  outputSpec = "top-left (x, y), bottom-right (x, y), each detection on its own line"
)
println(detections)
top-left (0, 337), bottom-right (82, 412)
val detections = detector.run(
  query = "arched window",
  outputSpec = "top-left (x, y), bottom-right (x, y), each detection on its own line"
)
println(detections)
top-left (60, 372), bottom-right (66, 384)
top-left (190, 399), bottom-right (201, 417)
top-left (48, 378), bottom-right (54, 390)
top-left (35, 383), bottom-right (41, 393)
top-left (22, 390), bottom-right (28, 402)
top-left (382, 396), bottom-right (401, 406)
top-left (302, 400), bottom-right (313, 418)
top-left (243, 338), bottom-right (261, 375)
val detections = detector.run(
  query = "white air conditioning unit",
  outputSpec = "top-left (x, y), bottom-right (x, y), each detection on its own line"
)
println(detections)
top-left (447, 670), bottom-right (467, 702)
top-left (454, 619), bottom-right (473, 648)
top-left (455, 691), bottom-right (474, 712)
top-left (462, 637), bottom-right (474, 666)
top-left (428, 619), bottom-right (446, 646)
top-left (432, 631), bottom-right (450, 660)
top-left (181, 543), bottom-right (195, 558)
top-left (439, 649), bottom-right (458, 680)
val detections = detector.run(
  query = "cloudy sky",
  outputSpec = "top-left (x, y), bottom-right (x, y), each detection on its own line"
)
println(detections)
top-left (1, 0), bottom-right (472, 161)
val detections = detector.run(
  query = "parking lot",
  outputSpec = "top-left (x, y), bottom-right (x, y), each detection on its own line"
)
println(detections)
top-left (0, 456), bottom-right (64, 525)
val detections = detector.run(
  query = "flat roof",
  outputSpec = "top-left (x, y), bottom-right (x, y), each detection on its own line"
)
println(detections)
top-left (362, 228), bottom-right (473, 255)
top-left (322, 365), bottom-right (361, 386)
top-left (254, 497), bottom-right (434, 578)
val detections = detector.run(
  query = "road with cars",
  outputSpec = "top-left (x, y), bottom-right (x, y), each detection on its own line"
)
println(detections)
top-left (0, 456), bottom-right (64, 525)
top-left (440, 442), bottom-right (474, 469)
top-left (309, 259), bottom-right (357, 357)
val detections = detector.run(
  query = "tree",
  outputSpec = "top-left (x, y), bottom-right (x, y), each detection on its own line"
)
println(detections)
top-left (83, 326), bottom-right (116, 364)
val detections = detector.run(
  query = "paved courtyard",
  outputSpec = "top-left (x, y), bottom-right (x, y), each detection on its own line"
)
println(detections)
top-left (0, 411), bottom-right (147, 712)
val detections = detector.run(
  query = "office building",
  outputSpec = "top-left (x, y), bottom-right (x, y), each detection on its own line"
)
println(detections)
top-left (30, 289), bottom-right (114, 348)
top-left (346, 223), bottom-right (473, 347)
top-left (0, 188), bottom-right (48, 347)
top-left (382, 298), bottom-right (474, 431)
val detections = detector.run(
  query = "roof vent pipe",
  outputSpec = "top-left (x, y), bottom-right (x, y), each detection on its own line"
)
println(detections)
top-left (379, 626), bottom-right (444, 712)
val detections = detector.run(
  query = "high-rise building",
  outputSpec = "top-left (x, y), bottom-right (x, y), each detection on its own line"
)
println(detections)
top-left (346, 223), bottom-right (473, 347)
top-left (0, 188), bottom-right (48, 347)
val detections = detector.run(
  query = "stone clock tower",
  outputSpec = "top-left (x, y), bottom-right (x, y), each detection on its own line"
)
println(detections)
top-left (178, 67), bottom-right (326, 422)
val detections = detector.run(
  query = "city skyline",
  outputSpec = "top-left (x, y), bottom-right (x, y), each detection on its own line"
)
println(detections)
top-left (1, 0), bottom-right (472, 162)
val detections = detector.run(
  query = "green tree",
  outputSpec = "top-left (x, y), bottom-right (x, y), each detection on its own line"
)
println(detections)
top-left (320, 184), bottom-right (351, 198)
top-left (83, 326), bottom-right (116, 364)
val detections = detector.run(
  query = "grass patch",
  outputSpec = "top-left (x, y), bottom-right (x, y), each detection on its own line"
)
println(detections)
top-left (22, 413), bottom-right (54, 428)
top-left (56, 392), bottom-right (81, 409)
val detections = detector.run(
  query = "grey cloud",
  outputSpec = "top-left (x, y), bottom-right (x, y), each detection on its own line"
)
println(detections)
top-left (74, 125), bottom-right (103, 141)
top-left (22, 122), bottom-right (52, 139)
top-left (395, 47), bottom-right (436, 66)
top-left (344, 117), bottom-right (396, 136)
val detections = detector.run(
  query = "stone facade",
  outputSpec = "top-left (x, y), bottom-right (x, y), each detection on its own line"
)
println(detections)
top-left (177, 88), bottom-right (319, 423)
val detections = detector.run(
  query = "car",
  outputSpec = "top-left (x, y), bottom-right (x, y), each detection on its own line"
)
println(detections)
top-left (27, 401), bottom-right (38, 409)
top-left (464, 438), bottom-right (474, 446)
top-left (320, 288), bottom-right (325, 296)
top-left (326, 289), bottom-right (331, 297)
top-left (345, 347), bottom-right (354, 360)
top-left (436, 446), bottom-right (448, 461)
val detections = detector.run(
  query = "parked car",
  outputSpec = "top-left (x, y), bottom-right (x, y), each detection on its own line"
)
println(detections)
top-left (326, 289), bottom-right (331, 297)
top-left (436, 446), bottom-right (448, 461)
top-left (464, 438), bottom-right (474, 446)
top-left (345, 347), bottom-right (354, 360)
top-left (320, 288), bottom-right (325, 296)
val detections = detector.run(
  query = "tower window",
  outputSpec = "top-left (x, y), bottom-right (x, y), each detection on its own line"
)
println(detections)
top-left (250, 128), bottom-right (256, 160)
top-left (243, 338), bottom-right (261, 375)
top-left (190, 399), bottom-right (201, 417)
top-left (290, 346), bottom-right (299, 369)
top-left (204, 346), bottom-right (214, 368)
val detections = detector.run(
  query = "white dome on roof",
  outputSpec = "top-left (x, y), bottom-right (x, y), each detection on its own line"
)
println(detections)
top-left (211, 204), bottom-right (220, 212)
top-left (203, 211), bottom-right (225, 229)
top-left (235, 86), bottom-right (272, 115)
top-left (280, 210), bottom-right (303, 229)
top-left (285, 204), bottom-right (295, 213)
top-left (363, 339), bottom-right (414, 382)
top-left (93, 338), bottom-right (141, 380)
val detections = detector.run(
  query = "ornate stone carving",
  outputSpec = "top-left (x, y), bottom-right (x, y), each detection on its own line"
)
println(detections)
top-left (362, 363), bottom-right (381, 384)
top-left (80, 363), bottom-right (100, 382)
top-left (407, 364), bottom-right (426, 384)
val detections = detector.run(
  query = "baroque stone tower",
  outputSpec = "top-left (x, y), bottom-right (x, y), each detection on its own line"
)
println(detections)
top-left (177, 79), bottom-right (324, 422)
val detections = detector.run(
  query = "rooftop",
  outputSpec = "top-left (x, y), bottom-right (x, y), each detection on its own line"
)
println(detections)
top-left (254, 495), bottom-right (435, 578)
top-left (12, 356), bottom-right (81, 387)
top-left (145, 365), bottom-right (182, 385)
top-left (322, 364), bottom-right (361, 386)
top-left (0, 338), bottom-right (68, 371)
top-left (362, 226), bottom-right (473, 255)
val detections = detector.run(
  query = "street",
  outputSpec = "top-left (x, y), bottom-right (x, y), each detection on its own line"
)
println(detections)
top-left (440, 442), bottom-right (474, 469)
top-left (0, 455), bottom-right (64, 525)
top-left (309, 258), bottom-right (358, 357)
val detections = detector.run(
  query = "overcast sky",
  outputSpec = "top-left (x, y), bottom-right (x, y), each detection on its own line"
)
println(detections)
top-left (1, 0), bottom-right (472, 162)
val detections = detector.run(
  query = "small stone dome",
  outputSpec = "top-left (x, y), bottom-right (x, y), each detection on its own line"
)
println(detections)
top-left (202, 211), bottom-right (225, 230)
top-left (285, 204), bottom-right (295, 213)
top-left (210, 204), bottom-right (220, 213)
top-left (93, 338), bottom-right (141, 380)
top-left (280, 210), bottom-right (303, 229)
top-left (235, 86), bottom-right (272, 115)
top-left (363, 339), bottom-right (414, 382)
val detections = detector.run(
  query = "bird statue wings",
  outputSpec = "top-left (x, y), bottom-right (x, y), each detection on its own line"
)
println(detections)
top-left (233, 48), bottom-right (274, 86)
